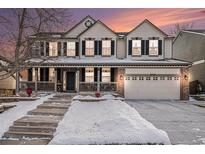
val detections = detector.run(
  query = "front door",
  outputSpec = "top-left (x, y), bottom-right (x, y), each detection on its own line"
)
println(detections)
top-left (66, 72), bottom-right (76, 91)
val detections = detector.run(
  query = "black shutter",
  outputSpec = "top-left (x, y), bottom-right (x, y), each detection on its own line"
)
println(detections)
top-left (82, 41), bottom-right (85, 55)
top-left (75, 42), bottom-right (79, 56)
top-left (158, 40), bottom-right (162, 55)
top-left (128, 40), bottom-right (132, 55)
top-left (63, 42), bottom-right (67, 56)
top-left (45, 68), bottom-right (49, 81)
top-left (111, 40), bottom-right (115, 55)
top-left (46, 42), bottom-right (49, 56)
top-left (81, 68), bottom-right (85, 82)
top-left (94, 68), bottom-right (98, 82)
top-left (141, 40), bottom-right (145, 55)
top-left (58, 42), bottom-right (61, 56)
top-left (40, 42), bottom-right (44, 56)
top-left (94, 41), bottom-right (98, 55)
top-left (28, 68), bottom-right (32, 81)
top-left (100, 68), bottom-right (102, 82)
top-left (40, 68), bottom-right (44, 81)
top-left (57, 68), bottom-right (61, 82)
top-left (146, 40), bottom-right (149, 55)
top-left (98, 41), bottom-right (102, 55)
top-left (110, 68), bottom-right (115, 82)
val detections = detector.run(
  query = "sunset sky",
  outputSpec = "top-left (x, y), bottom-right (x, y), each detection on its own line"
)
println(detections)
top-left (69, 8), bottom-right (205, 34)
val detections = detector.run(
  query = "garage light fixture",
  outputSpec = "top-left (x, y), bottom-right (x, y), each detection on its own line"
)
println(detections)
top-left (184, 75), bottom-right (188, 80)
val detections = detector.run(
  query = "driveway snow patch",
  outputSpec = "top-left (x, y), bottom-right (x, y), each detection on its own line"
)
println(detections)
top-left (50, 96), bottom-right (170, 145)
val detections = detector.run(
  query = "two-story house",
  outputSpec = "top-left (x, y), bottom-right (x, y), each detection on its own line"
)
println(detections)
top-left (17, 15), bottom-right (191, 100)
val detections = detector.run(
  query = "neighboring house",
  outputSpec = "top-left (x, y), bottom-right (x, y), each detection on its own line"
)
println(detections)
top-left (0, 58), bottom-right (16, 96)
top-left (173, 30), bottom-right (205, 94)
top-left (17, 15), bottom-right (191, 100)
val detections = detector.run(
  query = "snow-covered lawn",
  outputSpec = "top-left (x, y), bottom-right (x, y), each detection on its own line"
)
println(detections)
top-left (50, 95), bottom-right (170, 145)
top-left (0, 93), bottom-right (54, 138)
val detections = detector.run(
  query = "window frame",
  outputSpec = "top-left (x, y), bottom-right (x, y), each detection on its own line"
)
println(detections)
top-left (102, 40), bottom-right (111, 56)
top-left (85, 67), bottom-right (94, 82)
top-left (101, 68), bottom-right (111, 82)
top-left (67, 42), bottom-right (76, 57)
top-left (149, 39), bottom-right (159, 56)
top-left (132, 40), bottom-right (141, 56)
top-left (85, 40), bottom-right (94, 56)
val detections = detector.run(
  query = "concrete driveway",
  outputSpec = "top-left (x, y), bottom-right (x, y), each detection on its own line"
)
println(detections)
top-left (126, 100), bottom-right (205, 144)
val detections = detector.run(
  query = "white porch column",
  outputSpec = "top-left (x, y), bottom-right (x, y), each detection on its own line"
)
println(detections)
top-left (35, 68), bottom-right (38, 92)
top-left (97, 68), bottom-right (100, 92)
top-left (15, 71), bottom-right (20, 94)
top-left (76, 69), bottom-right (80, 93)
top-left (54, 68), bottom-right (57, 92)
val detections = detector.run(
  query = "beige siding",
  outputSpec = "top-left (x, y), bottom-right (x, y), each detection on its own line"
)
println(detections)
top-left (0, 72), bottom-right (15, 89)
top-left (64, 17), bottom-right (95, 38)
top-left (164, 38), bottom-right (173, 59)
top-left (117, 38), bottom-right (126, 58)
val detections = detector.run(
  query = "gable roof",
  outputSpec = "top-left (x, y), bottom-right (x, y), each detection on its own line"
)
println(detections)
top-left (77, 20), bottom-right (118, 37)
top-left (173, 29), bottom-right (205, 43)
top-left (126, 19), bottom-right (168, 37)
top-left (63, 15), bottom-right (96, 36)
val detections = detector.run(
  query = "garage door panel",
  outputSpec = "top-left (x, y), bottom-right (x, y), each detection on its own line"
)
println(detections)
top-left (125, 76), bottom-right (180, 100)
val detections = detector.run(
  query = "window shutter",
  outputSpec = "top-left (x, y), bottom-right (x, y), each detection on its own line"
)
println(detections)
top-left (111, 40), bottom-right (115, 55)
top-left (40, 68), bottom-right (44, 81)
top-left (81, 68), bottom-right (85, 82)
top-left (46, 42), bottom-right (49, 56)
top-left (110, 68), bottom-right (115, 82)
top-left (45, 68), bottom-right (49, 81)
top-left (98, 41), bottom-right (102, 55)
top-left (63, 42), bottom-right (67, 56)
top-left (57, 42), bottom-right (61, 56)
top-left (40, 42), bottom-right (44, 56)
top-left (82, 41), bottom-right (85, 55)
top-left (75, 42), bottom-right (79, 56)
top-left (28, 68), bottom-right (33, 81)
top-left (100, 68), bottom-right (102, 82)
top-left (158, 40), bottom-right (162, 55)
top-left (146, 40), bottom-right (149, 55)
top-left (94, 41), bottom-right (98, 55)
top-left (141, 40), bottom-right (145, 55)
top-left (128, 40), bottom-right (132, 55)
top-left (94, 68), bottom-right (98, 82)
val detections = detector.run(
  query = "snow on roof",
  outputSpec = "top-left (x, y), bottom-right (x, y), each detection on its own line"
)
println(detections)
top-left (27, 57), bottom-right (191, 66)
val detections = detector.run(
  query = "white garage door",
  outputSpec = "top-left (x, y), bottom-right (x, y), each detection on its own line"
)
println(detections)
top-left (124, 69), bottom-right (180, 100)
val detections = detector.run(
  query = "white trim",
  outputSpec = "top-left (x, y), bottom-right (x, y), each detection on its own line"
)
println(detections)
top-left (192, 59), bottom-right (205, 65)
top-left (181, 30), bottom-right (205, 36)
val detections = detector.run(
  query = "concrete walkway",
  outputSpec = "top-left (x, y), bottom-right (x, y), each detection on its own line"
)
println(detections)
top-left (127, 100), bottom-right (205, 145)
top-left (0, 93), bottom-right (74, 145)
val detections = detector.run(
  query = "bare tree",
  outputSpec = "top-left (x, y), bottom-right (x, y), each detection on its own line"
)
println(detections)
top-left (0, 8), bottom-right (72, 80)
top-left (170, 22), bottom-right (194, 36)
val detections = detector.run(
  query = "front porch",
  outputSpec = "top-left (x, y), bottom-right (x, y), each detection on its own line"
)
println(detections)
top-left (18, 67), bottom-right (123, 94)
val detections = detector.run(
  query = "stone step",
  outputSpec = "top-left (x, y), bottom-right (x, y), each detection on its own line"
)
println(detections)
top-left (14, 116), bottom-right (61, 127)
top-left (0, 139), bottom-right (50, 145)
top-left (37, 103), bottom-right (70, 109)
top-left (9, 125), bottom-right (56, 133)
top-left (44, 100), bottom-right (71, 104)
top-left (28, 108), bottom-right (67, 116)
top-left (3, 131), bottom-right (53, 139)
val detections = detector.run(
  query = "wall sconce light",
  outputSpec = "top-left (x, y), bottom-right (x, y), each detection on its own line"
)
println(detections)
top-left (184, 75), bottom-right (188, 80)
top-left (120, 74), bottom-right (123, 80)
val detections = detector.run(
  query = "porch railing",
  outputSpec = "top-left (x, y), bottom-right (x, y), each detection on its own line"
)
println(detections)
top-left (19, 81), bottom-right (54, 91)
top-left (79, 82), bottom-right (98, 91)
top-left (100, 82), bottom-right (117, 91)
top-left (79, 82), bottom-right (117, 92)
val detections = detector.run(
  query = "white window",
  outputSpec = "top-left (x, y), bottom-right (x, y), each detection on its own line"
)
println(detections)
top-left (49, 42), bottom-right (58, 56)
top-left (67, 42), bottom-right (75, 57)
top-left (85, 67), bottom-right (94, 82)
top-left (132, 40), bottom-right (141, 56)
top-left (102, 68), bottom-right (110, 82)
top-left (149, 40), bottom-right (158, 56)
top-left (85, 40), bottom-right (94, 56)
top-left (102, 40), bottom-right (111, 56)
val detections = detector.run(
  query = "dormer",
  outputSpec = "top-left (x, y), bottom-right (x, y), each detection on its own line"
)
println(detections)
top-left (126, 19), bottom-right (170, 60)
top-left (78, 20), bottom-right (118, 57)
